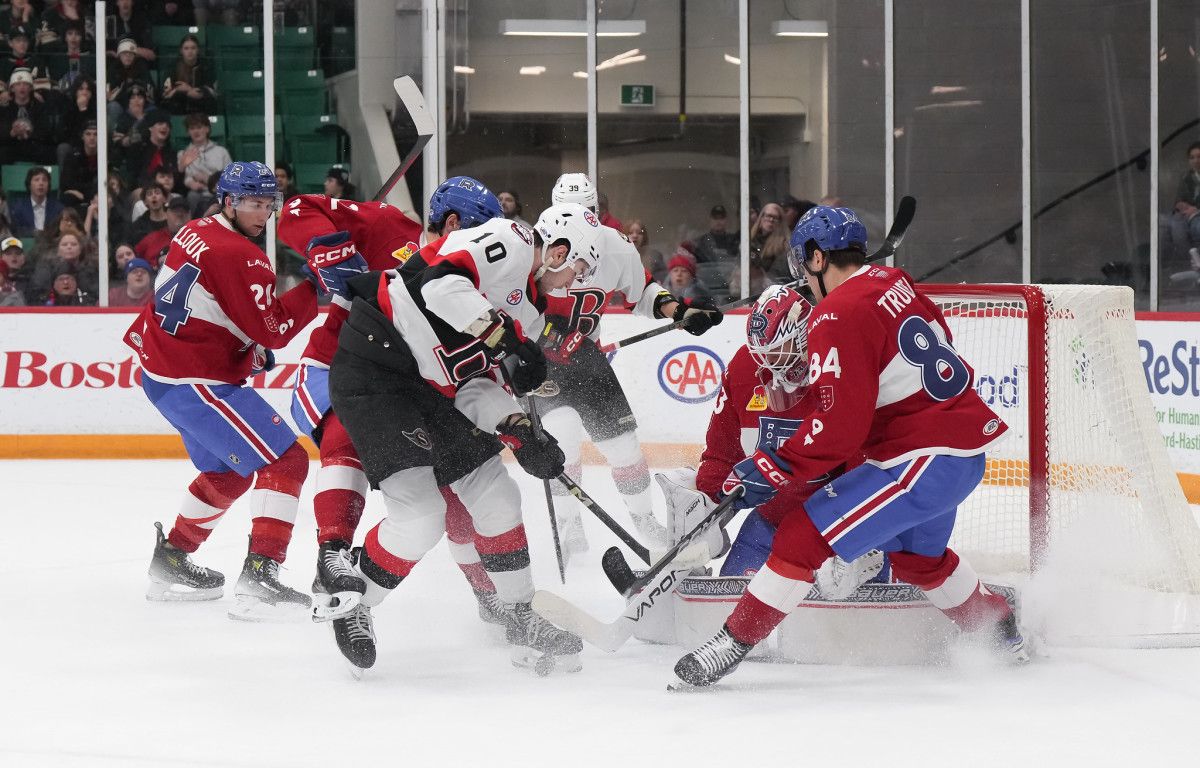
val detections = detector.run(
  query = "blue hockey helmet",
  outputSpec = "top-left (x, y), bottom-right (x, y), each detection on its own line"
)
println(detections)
top-left (216, 161), bottom-right (281, 210)
top-left (788, 205), bottom-right (868, 278)
top-left (428, 175), bottom-right (502, 229)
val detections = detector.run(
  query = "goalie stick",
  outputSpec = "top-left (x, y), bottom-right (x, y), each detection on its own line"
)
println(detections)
top-left (372, 76), bottom-right (436, 202)
top-left (599, 196), bottom-right (917, 353)
top-left (531, 487), bottom-right (743, 652)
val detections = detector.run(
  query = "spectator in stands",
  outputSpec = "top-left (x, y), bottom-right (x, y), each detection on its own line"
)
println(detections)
top-left (625, 218), bottom-right (665, 283)
top-left (10, 167), bottom-right (63, 237)
top-left (0, 260), bottom-right (25, 306)
top-left (178, 112), bottom-right (231, 210)
top-left (0, 1), bottom-right (36, 44)
top-left (36, 207), bottom-right (92, 262)
top-left (1, 236), bottom-right (34, 302)
top-left (128, 184), bottom-right (167, 247)
top-left (104, 171), bottom-right (133, 243)
top-left (106, 0), bottom-right (154, 62)
top-left (780, 196), bottom-right (814, 232)
top-left (111, 241), bottom-right (136, 274)
top-left (106, 38), bottom-right (154, 123)
top-left (1167, 141), bottom-right (1200, 265)
top-left (0, 211), bottom-right (12, 239)
top-left (0, 69), bottom-right (56, 164)
top-left (192, 0), bottom-right (242, 27)
top-left (131, 165), bottom-right (182, 219)
top-left (32, 231), bottom-right (97, 303)
top-left (43, 264), bottom-right (90, 306)
top-left (597, 191), bottom-right (622, 232)
top-left (150, 1), bottom-right (196, 26)
top-left (498, 190), bottom-right (531, 228)
top-left (725, 261), bottom-right (772, 302)
top-left (199, 170), bottom-right (221, 217)
top-left (60, 120), bottom-right (98, 210)
top-left (135, 196), bottom-right (188, 261)
top-left (108, 255), bottom-right (154, 307)
top-left (749, 201), bottom-right (791, 283)
top-left (46, 20), bottom-right (94, 92)
top-left (36, 0), bottom-right (93, 51)
top-left (161, 33), bottom-right (216, 115)
top-left (275, 162), bottom-right (297, 201)
top-left (56, 77), bottom-right (96, 166)
top-left (125, 111), bottom-right (174, 187)
top-left (664, 252), bottom-right (711, 301)
top-left (693, 204), bottom-right (739, 265)
top-left (324, 166), bottom-right (355, 199)
top-left (111, 83), bottom-right (150, 161)
top-left (0, 25), bottom-right (48, 87)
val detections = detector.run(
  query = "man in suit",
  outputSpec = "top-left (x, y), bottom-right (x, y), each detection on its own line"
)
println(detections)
top-left (9, 166), bottom-right (63, 237)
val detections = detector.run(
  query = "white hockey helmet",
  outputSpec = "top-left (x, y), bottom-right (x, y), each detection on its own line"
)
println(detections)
top-left (746, 284), bottom-right (813, 392)
top-left (551, 173), bottom-right (598, 210)
top-left (534, 203), bottom-right (602, 285)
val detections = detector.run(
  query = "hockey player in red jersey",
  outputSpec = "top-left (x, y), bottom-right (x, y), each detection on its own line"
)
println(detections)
top-left (674, 205), bottom-right (1028, 687)
top-left (125, 161), bottom-right (318, 620)
top-left (315, 201), bottom-right (604, 674)
top-left (277, 178), bottom-right (513, 628)
top-left (541, 173), bottom-right (724, 558)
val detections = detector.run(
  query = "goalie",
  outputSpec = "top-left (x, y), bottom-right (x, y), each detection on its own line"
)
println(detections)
top-left (656, 285), bottom-right (884, 600)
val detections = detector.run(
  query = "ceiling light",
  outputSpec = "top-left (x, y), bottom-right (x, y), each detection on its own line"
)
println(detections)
top-left (930, 85), bottom-right (966, 95)
top-left (596, 49), bottom-right (646, 71)
top-left (914, 100), bottom-right (983, 111)
top-left (724, 53), bottom-right (741, 65)
top-left (500, 19), bottom-right (646, 37)
top-left (573, 71), bottom-right (588, 79)
top-left (771, 20), bottom-right (828, 38)
top-left (519, 65), bottom-right (546, 76)
top-left (453, 65), bottom-right (475, 74)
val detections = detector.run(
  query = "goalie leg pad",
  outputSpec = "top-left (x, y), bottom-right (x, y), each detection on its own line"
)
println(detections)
top-left (656, 468), bottom-right (728, 563)
top-left (720, 511), bottom-right (774, 577)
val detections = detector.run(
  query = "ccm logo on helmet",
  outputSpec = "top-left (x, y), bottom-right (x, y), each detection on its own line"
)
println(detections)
top-left (658, 345), bottom-right (725, 404)
top-left (310, 245), bottom-right (358, 265)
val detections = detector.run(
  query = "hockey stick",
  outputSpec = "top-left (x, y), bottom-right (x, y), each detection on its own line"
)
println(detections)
top-left (598, 196), bottom-right (918, 353)
top-left (372, 76), bottom-right (436, 202)
top-left (531, 487), bottom-right (743, 652)
top-left (525, 393), bottom-right (566, 584)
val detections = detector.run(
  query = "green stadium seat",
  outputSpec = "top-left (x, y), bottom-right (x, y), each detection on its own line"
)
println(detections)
top-left (275, 26), bottom-right (315, 69)
top-left (327, 26), bottom-right (354, 75)
top-left (226, 92), bottom-right (266, 116)
top-left (286, 133), bottom-right (339, 166)
top-left (226, 114), bottom-right (285, 140)
top-left (294, 163), bottom-right (336, 194)
top-left (280, 89), bottom-right (327, 116)
top-left (208, 25), bottom-right (260, 53)
top-left (231, 137), bottom-right (266, 162)
top-left (20, 237), bottom-right (35, 254)
top-left (276, 68), bottom-right (324, 90)
top-left (285, 113), bottom-right (336, 135)
top-left (152, 25), bottom-right (205, 53)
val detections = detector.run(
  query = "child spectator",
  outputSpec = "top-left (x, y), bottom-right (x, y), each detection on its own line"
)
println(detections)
top-left (46, 20), bottom-right (95, 91)
top-left (106, 38), bottom-right (154, 122)
top-left (1, 236), bottom-right (34, 302)
top-left (128, 185), bottom-right (167, 246)
top-left (125, 111), bottom-right (174, 187)
top-left (275, 162), bottom-right (297, 201)
top-left (36, 0), bottom-right (94, 51)
top-left (135, 197), bottom-right (189, 261)
top-left (56, 77), bottom-right (97, 166)
top-left (106, 0), bottom-right (154, 62)
top-left (0, 69), bottom-right (56, 164)
top-left (665, 252), bottom-right (712, 301)
top-left (111, 83), bottom-right (150, 159)
top-left (323, 166), bottom-right (356, 199)
top-left (131, 166), bottom-right (181, 219)
top-left (160, 34), bottom-right (216, 115)
top-left (0, 260), bottom-right (25, 306)
top-left (0, 25), bottom-right (49, 87)
top-left (178, 113), bottom-right (231, 209)
top-left (9, 167), bottom-right (63, 237)
top-left (0, 1), bottom-right (36, 43)
top-left (108, 256), bottom-right (154, 307)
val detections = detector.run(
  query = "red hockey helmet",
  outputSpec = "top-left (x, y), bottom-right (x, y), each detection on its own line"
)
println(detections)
top-left (746, 284), bottom-right (813, 391)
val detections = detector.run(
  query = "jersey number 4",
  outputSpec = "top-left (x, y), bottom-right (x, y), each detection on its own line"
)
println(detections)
top-left (154, 263), bottom-right (201, 335)
top-left (897, 316), bottom-right (969, 401)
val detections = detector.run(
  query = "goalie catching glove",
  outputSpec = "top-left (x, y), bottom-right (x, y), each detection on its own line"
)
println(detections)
top-left (498, 416), bottom-right (566, 480)
top-left (472, 310), bottom-right (548, 395)
top-left (306, 230), bottom-right (368, 298)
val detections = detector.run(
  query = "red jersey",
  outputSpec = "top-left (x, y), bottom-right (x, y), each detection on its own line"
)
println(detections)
top-left (277, 194), bottom-right (424, 366)
top-left (124, 214), bottom-right (317, 384)
top-left (776, 264), bottom-right (1007, 482)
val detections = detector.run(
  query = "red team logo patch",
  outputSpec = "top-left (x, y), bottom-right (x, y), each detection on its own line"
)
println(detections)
top-left (507, 289), bottom-right (523, 305)
top-left (511, 222), bottom-right (533, 245)
top-left (583, 210), bottom-right (600, 228)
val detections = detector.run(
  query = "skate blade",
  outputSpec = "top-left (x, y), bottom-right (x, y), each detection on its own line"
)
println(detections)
top-left (227, 594), bottom-right (311, 623)
top-left (145, 581), bottom-right (222, 602)
top-left (346, 661), bottom-right (367, 681)
top-left (311, 591), bottom-right (363, 623)
top-left (509, 647), bottom-right (582, 676)
top-left (667, 678), bottom-right (717, 693)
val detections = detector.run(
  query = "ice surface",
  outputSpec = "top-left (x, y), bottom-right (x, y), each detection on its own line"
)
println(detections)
top-left (1, 460), bottom-right (1197, 767)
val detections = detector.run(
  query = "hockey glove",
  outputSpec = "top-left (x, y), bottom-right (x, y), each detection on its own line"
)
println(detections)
top-left (498, 417), bottom-right (566, 480)
top-left (673, 297), bottom-right (724, 336)
top-left (478, 311), bottom-right (548, 395)
top-left (251, 344), bottom-right (275, 375)
top-left (307, 230), bottom-right (368, 298)
top-left (539, 316), bottom-right (590, 366)
top-left (726, 448), bottom-right (792, 510)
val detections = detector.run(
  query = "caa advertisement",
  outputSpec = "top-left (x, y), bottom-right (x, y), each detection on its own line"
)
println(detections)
top-left (1, 309), bottom-right (1199, 481)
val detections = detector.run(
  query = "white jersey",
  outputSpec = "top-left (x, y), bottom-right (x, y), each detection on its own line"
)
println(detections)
top-left (544, 226), bottom-right (666, 339)
top-left (379, 217), bottom-right (546, 430)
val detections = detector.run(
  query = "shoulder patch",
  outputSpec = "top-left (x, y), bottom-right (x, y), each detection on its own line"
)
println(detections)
top-left (511, 221), bottom-right (533, 245)
top-left (746, 385), bottom-right (769, 412)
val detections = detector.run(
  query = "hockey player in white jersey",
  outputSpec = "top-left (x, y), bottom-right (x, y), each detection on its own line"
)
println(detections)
top-left (320, 204), bottom-right (602, 675)
top-left (539, 173), bottom-right (724, 559)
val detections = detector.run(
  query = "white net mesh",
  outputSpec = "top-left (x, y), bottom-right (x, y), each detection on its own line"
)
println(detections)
top-left (927, 285), bottom-right (1200, 605)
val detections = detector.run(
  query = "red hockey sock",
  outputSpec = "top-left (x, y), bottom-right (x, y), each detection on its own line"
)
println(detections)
top-left (891, 549), bottom-right (1012, 632)
top-left (168, 470), bottom-right (253, 552)
top-left (314, 415), bottom-right (368, 545)
top-left (941, 585), bottom-right (1013, 632)
top-left (728, 555), bottom-right (814, 645)
top-left (248, 443), bottom-right (308, 562)
top-left (443, 486), bottom-right (495, 593)
top-left (475, 525), bottom-right (532, 603)
top-left (363, 523), bottom-right (420, 583)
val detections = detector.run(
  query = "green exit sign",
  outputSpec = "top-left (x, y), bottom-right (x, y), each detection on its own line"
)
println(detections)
top-left (620, 84), bottom-right (655, 107)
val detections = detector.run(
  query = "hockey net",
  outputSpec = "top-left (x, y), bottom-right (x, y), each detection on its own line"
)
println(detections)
top-left (924, 284), bottom-right (1200, 645)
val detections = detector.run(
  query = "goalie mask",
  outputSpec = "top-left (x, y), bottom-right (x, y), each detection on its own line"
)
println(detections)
top-left (533, 203), bottom-right (602, 285)
top-left (746, 284), bottom-right (813, 396)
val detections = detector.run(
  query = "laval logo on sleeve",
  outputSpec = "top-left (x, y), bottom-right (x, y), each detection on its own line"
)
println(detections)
top-left (658, 345), bottom-right (725, 403)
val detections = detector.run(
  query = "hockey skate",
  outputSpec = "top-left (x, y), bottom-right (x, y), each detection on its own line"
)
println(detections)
top-left (331, 604), bottom-right (377, 678)
top-left (556, 508), bottom-right (589, 564)
top-left (146, 521), bottom-right (224, 601)
top-left (227, 550), bottom-right (312, 622)
top-left (671, 624), bottom-right (754, 689)
top-left (505, 602), bottom-right (583, 676)
top-left (311, 540), bottom-right (366, 621)
top-left (474, 589), bottom-right (514, 628)
top-left (994, 612), bottom-right (1032, 664)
